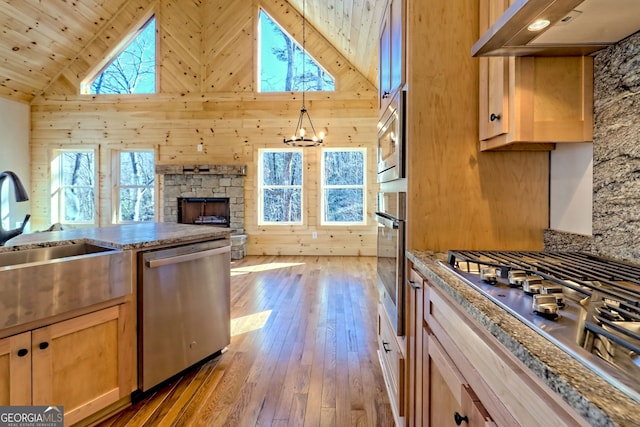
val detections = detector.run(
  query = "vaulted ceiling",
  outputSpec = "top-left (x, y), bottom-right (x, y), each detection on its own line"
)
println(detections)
top-left (0, 0), bottom-right (384, 104)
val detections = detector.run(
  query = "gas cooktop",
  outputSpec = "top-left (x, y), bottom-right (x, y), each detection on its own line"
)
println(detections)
top-left (444, 250), bottom-right (640, 403)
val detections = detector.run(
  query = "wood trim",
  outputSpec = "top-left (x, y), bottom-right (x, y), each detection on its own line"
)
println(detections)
top-left (7, 332), bottom-right (32, 405)
top-left (427, 334), bottom-right (464, 407)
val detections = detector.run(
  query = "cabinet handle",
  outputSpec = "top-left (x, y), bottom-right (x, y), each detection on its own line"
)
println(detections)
top-left (39, 342), bottom-right (49, 350)
top-left (408, 280), bottom-right (421, 291)
top-left (382, 341), bottom-right (392, 353)
top-left (454, 412), bottom-right (469, 425)
top-left (489, 113), bottom-right (501, 122)
top-left (382, 91), bottom-right (391, 99)
top-left (17, 348), bottom-right (29, 357)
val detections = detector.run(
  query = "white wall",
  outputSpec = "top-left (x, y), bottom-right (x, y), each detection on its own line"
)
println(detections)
top-left (549, 143), bottom-right (592, 235)
top-left (0, 97), bottom-right (31, 233)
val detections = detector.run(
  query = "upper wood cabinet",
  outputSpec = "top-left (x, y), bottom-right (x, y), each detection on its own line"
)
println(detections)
top-left (478, 0), bottom-right (593, 151)
top-left (378, 0), bottom-right (405, 113)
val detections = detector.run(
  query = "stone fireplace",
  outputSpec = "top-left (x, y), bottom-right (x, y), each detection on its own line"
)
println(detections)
top-left (156, 164), bottom-right (247, 259)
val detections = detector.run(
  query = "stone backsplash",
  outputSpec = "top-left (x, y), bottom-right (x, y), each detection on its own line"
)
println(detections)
top-left (545, 32), bottom-right (640, 262)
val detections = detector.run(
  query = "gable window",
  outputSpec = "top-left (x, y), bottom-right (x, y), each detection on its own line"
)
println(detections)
top-left (51, 149), bottom-right (97, 225)
top-left (82, 17), bottom-right (156, 94)
top-left (321, 148), bottom-right (366, 225)
top-left (258, 9), bottom-right (335, 92)
top-left (114, 150), bottom-right (155, 223)
top-left (259, 149), bottom-right (303, 224)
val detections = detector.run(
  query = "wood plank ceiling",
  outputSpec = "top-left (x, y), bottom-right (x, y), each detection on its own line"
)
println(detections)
top-left (0, 0), bottom-right (384, 103)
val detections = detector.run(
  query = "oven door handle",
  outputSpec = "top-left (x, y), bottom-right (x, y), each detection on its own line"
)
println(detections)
top-left (375, 212), bottom-right (400, 229)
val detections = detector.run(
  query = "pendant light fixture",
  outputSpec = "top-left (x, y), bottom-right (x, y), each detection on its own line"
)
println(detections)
top-left (283, 0), bottom-right (324, 147)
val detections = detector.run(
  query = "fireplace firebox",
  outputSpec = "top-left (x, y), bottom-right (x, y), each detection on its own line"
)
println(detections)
top-left (177, 197), bottom-right (230, 227)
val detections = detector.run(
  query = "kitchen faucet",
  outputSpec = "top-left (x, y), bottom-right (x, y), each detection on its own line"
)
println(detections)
top-left (0, 170), bottom-right (30, 245)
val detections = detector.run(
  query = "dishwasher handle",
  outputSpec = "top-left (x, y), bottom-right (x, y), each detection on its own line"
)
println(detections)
top-left (145, 245), bottom-right (230, 269)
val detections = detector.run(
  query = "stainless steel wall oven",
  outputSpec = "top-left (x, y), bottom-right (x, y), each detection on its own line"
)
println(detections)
top-left (376, 191), bottom-right (406, 335)
top-left (377, 91), bottom-right (405, 183)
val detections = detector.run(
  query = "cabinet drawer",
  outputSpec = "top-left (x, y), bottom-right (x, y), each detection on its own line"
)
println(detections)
top-left (378, 304), bottom-right (404, 418)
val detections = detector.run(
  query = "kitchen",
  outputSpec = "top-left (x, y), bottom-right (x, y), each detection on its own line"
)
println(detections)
top-left (0, 0), bottom-right (639, 426)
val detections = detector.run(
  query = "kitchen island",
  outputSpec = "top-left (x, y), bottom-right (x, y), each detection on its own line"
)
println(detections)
top-left (408, 250), bottom-right (638, 427)
top-left (3, 221), bottom-right (232, 251)
top-left (1, 222), bottom-right (232, 426)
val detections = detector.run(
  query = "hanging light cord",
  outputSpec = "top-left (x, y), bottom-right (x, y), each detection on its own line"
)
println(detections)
top-left (283, 0), bottom-right (323, 147)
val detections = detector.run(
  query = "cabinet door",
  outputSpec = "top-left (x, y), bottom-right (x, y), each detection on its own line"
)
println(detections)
top-left (406, 268), bottom-right (424, 426)
top-left (31, 306), bottom-right (123, 425)
top-left (479, 0), bottom-right (510, 142)
top-left (479, 56), bottom-right (509, 141)
top-left (389, 0), bottom-right (405, 94)
top-left (379, 4), bottom-right (391, 111)
top-left (0, 332), bottom-right (31, 405)
top-left (427, 335), bottom-right (495, 427)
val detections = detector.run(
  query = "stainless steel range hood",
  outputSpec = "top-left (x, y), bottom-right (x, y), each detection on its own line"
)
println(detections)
top-left (472, 0), bottom-right (640, 57)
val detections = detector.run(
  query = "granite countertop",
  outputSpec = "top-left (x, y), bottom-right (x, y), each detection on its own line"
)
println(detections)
top-left (408, 250), bottom-right (639, 427)
top-left (3, 222), bottom-right (232, 251)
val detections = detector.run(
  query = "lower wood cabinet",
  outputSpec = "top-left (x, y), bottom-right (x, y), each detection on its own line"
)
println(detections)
top-left (378, 303), bottom-right (405, 426)
top-left (427, 332), bottom-right (495, 427)
top-left (405, 262), bottom-right (588, 426)
top-left (0, 304), bottom-right (134, 425)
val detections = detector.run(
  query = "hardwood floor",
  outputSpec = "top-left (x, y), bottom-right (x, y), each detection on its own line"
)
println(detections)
top-left (98, 256), bottom-right (394, 427)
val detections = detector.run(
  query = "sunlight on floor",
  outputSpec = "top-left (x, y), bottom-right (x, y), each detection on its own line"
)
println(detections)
top-left (230, 261), bottom-right (305, 276)
top-left (231, 310), bottom-right (272, 336)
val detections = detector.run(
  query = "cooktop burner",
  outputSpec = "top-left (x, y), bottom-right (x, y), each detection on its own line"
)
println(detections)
top-left (444, 250), bottom-right (640, 403)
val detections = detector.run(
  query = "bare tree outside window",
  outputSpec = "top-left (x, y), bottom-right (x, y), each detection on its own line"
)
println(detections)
top-left (259, 10), bottom-right (335, 92)
top-left (54, 151), bottom-right (96, 223)
top-left (322, 149), bottom-right (366, 224)
top-left (87, 17), bottom-right (156, 94)
top-left (118, 151), bottom-right (155, 222)
top-left (260, 150), bottom-right (303, 223)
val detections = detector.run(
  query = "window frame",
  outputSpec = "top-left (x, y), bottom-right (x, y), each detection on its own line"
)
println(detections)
top-left (258, 148), bottom-right (304, 226)
top-left (320, 147), bottom-right (367, 226)
top-left (50, 148), bottom-right (99, 226)
top-left (112, 148), bottom-right (156, 224)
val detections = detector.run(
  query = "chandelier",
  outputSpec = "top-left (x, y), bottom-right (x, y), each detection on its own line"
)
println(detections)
top-left (283, 0), bottom-right (324, 147)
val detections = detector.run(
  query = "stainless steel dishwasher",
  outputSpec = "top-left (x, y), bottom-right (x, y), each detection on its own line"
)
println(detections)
top-left (137, 238), bottom-right (231, 393)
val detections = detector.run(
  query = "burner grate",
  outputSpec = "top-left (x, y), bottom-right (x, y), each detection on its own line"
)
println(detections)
top-left (448, 250), bottom-right (640, 306)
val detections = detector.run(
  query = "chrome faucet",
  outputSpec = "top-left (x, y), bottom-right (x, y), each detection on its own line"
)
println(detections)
top-left (0, 171), bottom-right (31, 245)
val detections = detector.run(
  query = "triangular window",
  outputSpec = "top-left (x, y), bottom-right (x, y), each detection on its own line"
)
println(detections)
top-left (82, 17), bottom-right (156, 94)
top-left (258, 10), bottom-right (335, 92)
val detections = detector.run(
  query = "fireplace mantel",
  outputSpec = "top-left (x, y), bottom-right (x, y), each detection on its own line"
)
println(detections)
top-left (156, 164), bottom-right (246, 176)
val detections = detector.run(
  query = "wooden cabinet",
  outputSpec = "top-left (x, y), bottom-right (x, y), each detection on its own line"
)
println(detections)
top-left (406, 264), bottom-right (495, 427)
top-left (378, 0), bottom-right (405, 112)
top-left (377, 303), bottom-right (405, 425)
top-left (405, 260), bottom-right (589, 426)
top-left (478, 0), bottom-right (593, 151)
top-left (0, 331), bottom-right (31, 405)
top-left (406, 267), bottom-right (425, 426)
top-left (427, 336), bottom-right (495, 427)
top-left (0, 305), bottom-right (133, 425)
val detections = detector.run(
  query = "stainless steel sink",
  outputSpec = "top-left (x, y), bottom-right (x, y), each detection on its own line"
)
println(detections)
top-left (0, 242), bottom-right (132, 334)
top-left (0, 242), bottom-right (115, 267)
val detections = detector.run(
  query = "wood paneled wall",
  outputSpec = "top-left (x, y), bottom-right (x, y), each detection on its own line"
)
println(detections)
top-left (405, 0), bottom-right (549, 251)
top-left (30, 0), bottom-right (379, 256)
